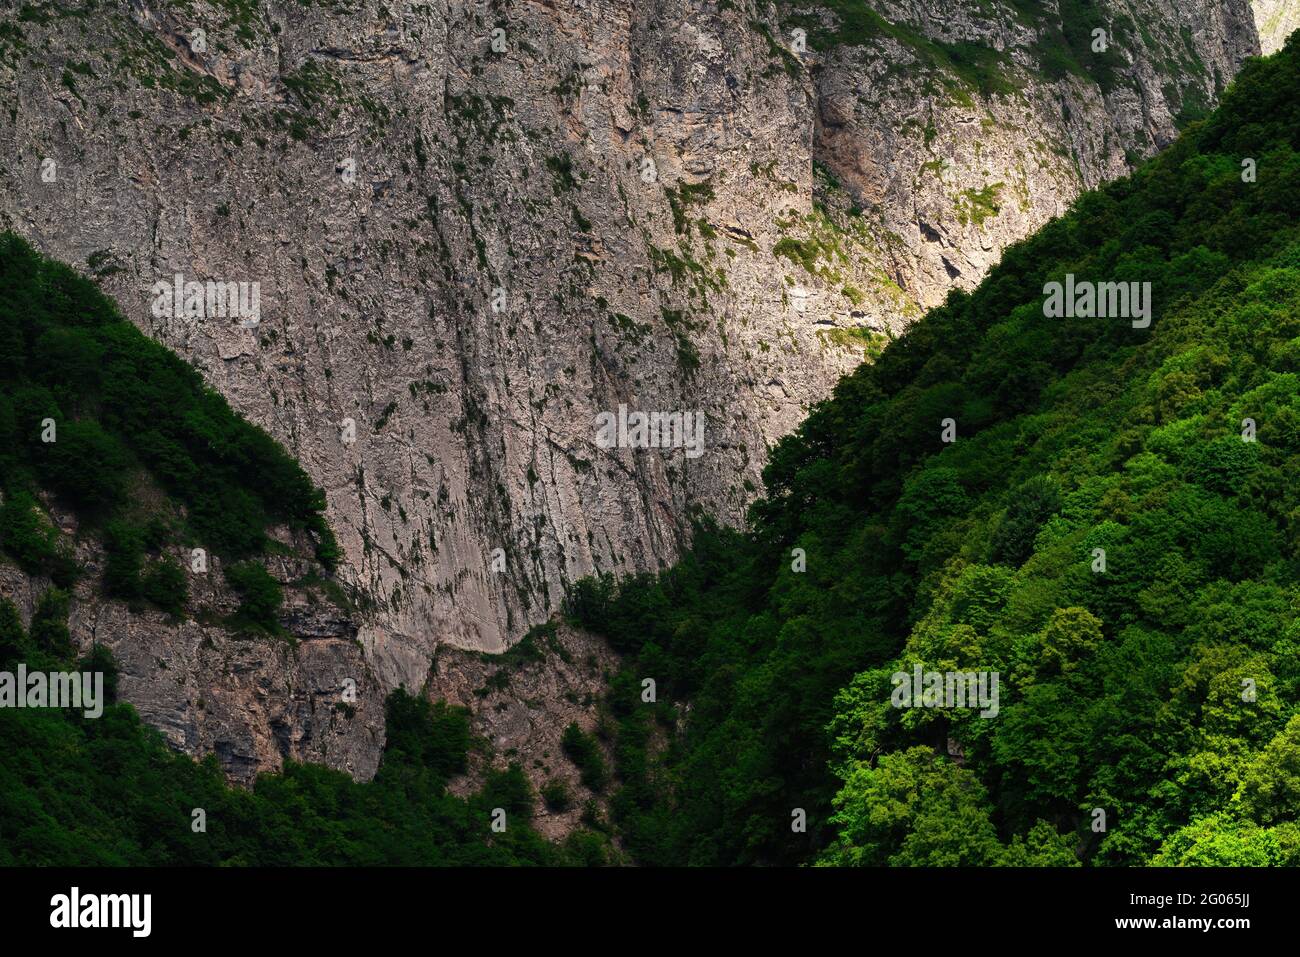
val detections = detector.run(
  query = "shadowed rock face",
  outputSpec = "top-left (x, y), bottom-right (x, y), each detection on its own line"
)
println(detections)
top-left (431, 621), bottom-right (620, 841)
top-left (0, 0), bottom-right (1259, 780)
top-left (0, 525), bottom-right (385, 786)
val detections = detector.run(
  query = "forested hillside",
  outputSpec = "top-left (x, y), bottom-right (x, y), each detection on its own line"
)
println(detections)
top-left (0, 613), bottom-right (605, 865)
top-left (4, 17), bottom-right (1299, 872)
top-left (568, 33), bottom-right (1300, 866)
top-left (0, 236), bottom-right (607, 865)
top-left (0, 232), bottom-right (337, 600)
top-left (0, 622), bottom-right (599, 866)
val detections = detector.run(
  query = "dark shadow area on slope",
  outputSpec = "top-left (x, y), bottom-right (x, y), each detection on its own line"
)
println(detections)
top-left (0, 234), bottom-right (338, 620)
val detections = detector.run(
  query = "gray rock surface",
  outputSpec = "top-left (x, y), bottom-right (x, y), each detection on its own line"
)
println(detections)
top-left (1253, 0), bottom-right (1300, 52)
top-left (0, 0), bottom-right (1261, 781)
top-left (431, 620), bottom-right (619, 841)
top-left (0, 507), bottom-right (384, 784)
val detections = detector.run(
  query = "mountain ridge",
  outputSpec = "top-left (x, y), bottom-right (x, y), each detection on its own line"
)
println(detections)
top-left (0, 0), bottom-right (1266, 782)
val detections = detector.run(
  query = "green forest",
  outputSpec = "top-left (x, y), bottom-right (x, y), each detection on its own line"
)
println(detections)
top-left (567, 34), bottom-right (1300, 866)
top-left (0, 235), bottom-right (609, 865)
top-left (4, 22), bottom-right (1300, 870)
top-left (0, 596), bottom-right (604, 865)
top-left (0, 230), bottom-right (338, 611)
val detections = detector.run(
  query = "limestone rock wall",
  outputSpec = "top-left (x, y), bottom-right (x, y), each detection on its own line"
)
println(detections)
top-left (0, 0), bottom-right (1260, 780)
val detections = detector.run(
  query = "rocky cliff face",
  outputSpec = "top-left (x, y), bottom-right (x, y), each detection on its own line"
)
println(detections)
top-left (0, 514), bottom-right (384, 785)
top-left (432, 620), bottom-right (619, 841)
top-left (806, 0), bottom-right (1258, 309)
top-left (1253, 0), bottom-right (1300, 52)
top-left (0, 0), bottom-right (1260, 781)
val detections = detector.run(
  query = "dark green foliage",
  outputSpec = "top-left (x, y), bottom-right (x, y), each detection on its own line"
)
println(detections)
top-left (0, 595), bottom-right (602, 865)
top-left (101, 519), bottom-right (187, 616)
top-left (77, 643), bottom-right (119, 705)
top-left (778, 0), bottom-right (1126, 97)
top-left (29, 588), bottom-right (72, 659)
top-left (0, 233), bottom-right (340, 594)
top-left (492, 621), bottom-right (551, 669)
top-left (1031, 0), bottom-right (1129, 94)
top-left (568, 37), bottom-right (1300, 865)
top-left (0, 598), bottom-right (25, 666)
top-left (380, 693), bottom-right (470, 781)
top-left (561, 722), bottom-right (608, 793)
top-left (990, 475), bottom-right (1062, 565)
top-left (542, 778), bottom-right (573, 812)
top-left (0, 685), bottom-right (584, 866)
top-left (0, 489), bottom-right (75, 585)
top-left (36, 419), bottom-right (130, 514)
top-left (102, 519), bottom-right (144, 601)
top-left (224, 560), bottom-right (283, 633)
top-left (140, 556), bottom-right (187, 616)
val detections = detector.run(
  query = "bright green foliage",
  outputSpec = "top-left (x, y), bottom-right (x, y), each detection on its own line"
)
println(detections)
top-left (1150, 813), bottom-right (1294, 865)
top-left (1236, 715), bottom-right (1300, 825)
top-left (569, 37), bottom-right (1300, 865)
top-left (820, 747), bottom-right (1005, 866)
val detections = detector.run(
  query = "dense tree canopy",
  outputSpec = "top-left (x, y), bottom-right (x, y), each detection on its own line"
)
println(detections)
top-left (0, 232), bottom-right (339, 615)
top-left (568, 35), bottom-right (1300, 866)
top-left (6, 20), bottom-right (1300, 873)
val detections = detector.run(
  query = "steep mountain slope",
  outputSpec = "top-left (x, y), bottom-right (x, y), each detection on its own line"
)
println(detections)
top-left (0, 630), bottom-right (608, 864)
top-left (0, 232), bottom-right (382, 783)
top-left (570, 33), bottom-right (1300, 865)
top-left (1253, 0), bottom-right (1300, 52)
top-left (0, 235), bottom-right (616, 863)
top-left (8, 24), bottom-right (1297, 868)
top-left (792, 0), bottom-right (1258, 306)
top-left (0, 0), bottom-right (1260, 780)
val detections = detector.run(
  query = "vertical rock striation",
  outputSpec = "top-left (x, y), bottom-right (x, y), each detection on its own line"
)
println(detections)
top-left (0, 0), bottom-right (1260, 779)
